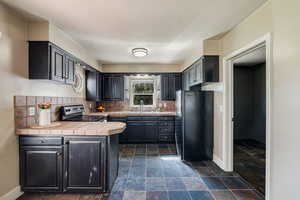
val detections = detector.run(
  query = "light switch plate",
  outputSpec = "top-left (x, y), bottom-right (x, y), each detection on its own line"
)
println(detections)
top-left (28, 106), bottom-right (36, 116)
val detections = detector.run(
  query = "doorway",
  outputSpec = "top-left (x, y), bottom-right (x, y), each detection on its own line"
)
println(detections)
top-left (233, 47), bottom-right (266, 195)
top-left (222, 34), bottom-right (272, 200)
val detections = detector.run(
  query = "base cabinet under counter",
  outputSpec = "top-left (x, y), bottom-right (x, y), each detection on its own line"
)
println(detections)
top-left (19, 134), bottom-right (119, 193)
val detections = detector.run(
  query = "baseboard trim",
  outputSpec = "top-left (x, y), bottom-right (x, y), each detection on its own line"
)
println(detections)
top-left (0, 186), bottom-right (23, 200)
top-left (213, 154), bottom-right (226, 170)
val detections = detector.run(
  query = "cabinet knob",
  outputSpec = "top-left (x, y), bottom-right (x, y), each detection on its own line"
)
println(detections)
top-left (56, 152), bottom-right (62, 156)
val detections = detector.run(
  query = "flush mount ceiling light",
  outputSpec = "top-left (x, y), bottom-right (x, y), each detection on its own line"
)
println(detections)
top-left (132, 48), bottom-right (148, 57)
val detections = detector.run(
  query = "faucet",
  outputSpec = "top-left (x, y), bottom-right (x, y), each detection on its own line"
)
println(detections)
top-left (140, 100), bottom-right (144, 112)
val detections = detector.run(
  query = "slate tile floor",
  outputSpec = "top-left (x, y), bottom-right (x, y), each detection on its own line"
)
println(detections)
top-left (234, 140), bottom-right (266, 195)
top-left (109, 144), bottom-right (264, 200)
top-left (18, 144), bottom-right (264, 200)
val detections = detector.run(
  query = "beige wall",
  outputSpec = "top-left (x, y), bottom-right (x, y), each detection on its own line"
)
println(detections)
top-left (0, 4), bottom-right (88, 196)
top-left (271, 0), bottom-right (300, 199)
top-left (102, 64), bottom-right (181, 73)
top-left (211, 1), bottom-right (273, 161)
top-left (28, 22), bottom-right (101, 71)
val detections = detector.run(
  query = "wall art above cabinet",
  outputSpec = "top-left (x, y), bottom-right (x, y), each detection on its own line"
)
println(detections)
top-left (28, 41), bottom-right (93, 85)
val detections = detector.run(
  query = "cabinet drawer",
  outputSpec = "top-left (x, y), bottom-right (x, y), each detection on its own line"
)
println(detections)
top-left (159, 126), bottom-right (174, 133)
top-left (158, 117), bottom-right (174, 121)
top-left (20, 136), bottom-right (63, 146)
top-left (159, 134), bottom-right (174, 142)
top-left (158, 121), bottom-right (174, 126)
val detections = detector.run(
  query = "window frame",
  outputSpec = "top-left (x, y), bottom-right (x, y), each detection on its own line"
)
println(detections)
top-left (129, 77), bottom-right (157, 108)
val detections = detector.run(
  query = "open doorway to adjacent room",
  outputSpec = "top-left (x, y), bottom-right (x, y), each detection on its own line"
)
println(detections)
top-left (232, 46), bottom-right (266, 195)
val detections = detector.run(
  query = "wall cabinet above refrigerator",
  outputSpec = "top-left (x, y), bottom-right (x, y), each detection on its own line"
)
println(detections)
top-left (183, 55), bottom-right (219, 89)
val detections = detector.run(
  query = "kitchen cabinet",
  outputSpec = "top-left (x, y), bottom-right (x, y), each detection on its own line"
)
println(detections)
top-left (108, 116), bottom-right (127, 143)
top-left (19, 135), bottom-right (120, 193)
top-left (64, 137), bottom-right (106, 192)
top-left (125, 116), bottom-right (175, 143)
top-left (144, 121), bottom-right (158, 142)
top-left (103, 74), bottom-right (124, 101)
top-left (86, 70), bottom-right (102, 101)
top-left (65, 54), bottom-right (76, 84)
top-left (20, 146), bottom-right (63, 192)
top-left (161, 73), bottom-right (182, 101)
top-left (126, 121), bottom-right (145, 143)
top-left (29, 41), bottom-right (79, 85)
top-left (183, 56), bottom-right (219, 89)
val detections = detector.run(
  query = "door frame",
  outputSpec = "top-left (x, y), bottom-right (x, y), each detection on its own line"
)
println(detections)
top-left (222, 33), bottom-right (272, 199)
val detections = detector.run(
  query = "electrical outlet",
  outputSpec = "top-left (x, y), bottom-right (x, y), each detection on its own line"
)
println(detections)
top-left (28, 106), bottom-right (36, 116)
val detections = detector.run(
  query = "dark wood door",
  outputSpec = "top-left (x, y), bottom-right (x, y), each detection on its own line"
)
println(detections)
top-left (64, 137), bottom-right (106, 192)
top-left (65, 55), bottom-right (75, 85)
top-left (168, 74), bottom-right (176, 100)
top-left (144, 121), bottom-right (158, 142)
top-left (102, 75), bottom-right (112, 100)
top-left (86, 71), bottom-right (102, 101)
top-left (161, 74), bottom-right (169, 100)
top-left (126, 121), bottom-right (145, 143)
top-left (20, 146), bottom-right (63, 192)
top-left (51, 45), bottom-right (65, 82)
top-left (112, 76), bottom-right (124, 101)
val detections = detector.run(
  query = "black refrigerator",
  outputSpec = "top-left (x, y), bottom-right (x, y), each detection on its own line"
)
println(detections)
top-left (175, 90), bottom-right (214, 161)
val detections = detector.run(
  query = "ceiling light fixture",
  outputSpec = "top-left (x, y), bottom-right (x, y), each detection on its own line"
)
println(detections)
top-left (132, 48), bottom-right (148, 57)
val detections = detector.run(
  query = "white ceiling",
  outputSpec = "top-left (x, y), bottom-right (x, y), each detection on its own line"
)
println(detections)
top-left (234, 47), bottom-right (266, 66)
top-left (3, 0), bottom-right (266, 64)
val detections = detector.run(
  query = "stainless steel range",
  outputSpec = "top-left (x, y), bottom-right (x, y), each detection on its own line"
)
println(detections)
top-left (60, 105), bottom-right (106, 122)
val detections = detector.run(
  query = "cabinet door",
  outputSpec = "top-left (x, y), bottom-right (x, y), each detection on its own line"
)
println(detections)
top-left (144, 121), bottom-right (158, 142)
top-left (109, 117), bottom-right (127, 143)
top-left (175, 74), bottom-right (182, 92)
top-left (51, 46), bottom-right (65, 82)
top-left (126, 121), bottom-right (145, 143)
top-left (161, 74), bottom-right (169, 100)
top-left (168, 74), bottom-right (176, 100)
top-left (64, 137), bottom-right (106, 192)
top-left (86, 71), bottom-right (102, 101)
top-left (112, 76), bottom-right (124, 101)
top-left (103, 75), bottom-right (112, 100)
top-left (189, 66), bottom-right (196, 85)
top-left (65, 55), bottom-right (75, 85)
top-left (183, 71), bottom-right (190, 90)
top-left (20, 146), bottom-right (63, 192)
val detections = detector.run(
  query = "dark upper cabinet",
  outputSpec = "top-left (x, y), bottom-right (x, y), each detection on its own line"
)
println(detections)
top-left (86, 70), bottom-right (102, 101)
top-left (28, 41), bottom-right (79, 85)
top-left (102, 74), bottom-right (124, 101)
top-left (63, 137), bottom-right (106, 192)
top-left (183, 55), bottom-right (219, 89)
top-left (20, 146), bottom-right (63, 192)
top-left (51, 45), bottom-right (65, 82)
top-left (202, 56), bottom-right (219, 82)
top-left (65, 54), bottom-right (76, 85)
top-left (161, 73), bottom-right (182, 101)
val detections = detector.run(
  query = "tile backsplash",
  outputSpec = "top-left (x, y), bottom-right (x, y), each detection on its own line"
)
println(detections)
top-left (14, 96), bottom-right (95, 128)
top-left (97, 101), bottom-right (175, 112)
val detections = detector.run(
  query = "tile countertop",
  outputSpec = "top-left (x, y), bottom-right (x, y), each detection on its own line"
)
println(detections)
top-left (16, 122), bottom-right (126, 136)
top-left (87, 111), bottom-right (176, 117)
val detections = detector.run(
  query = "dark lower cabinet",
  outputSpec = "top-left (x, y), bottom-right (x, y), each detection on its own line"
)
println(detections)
top-left (144, 121), bottom-right (158, 142)
top-left (19, 135), bottom-right (120, 193)
top-left (125, 116), bottom-right (175, 143)
top-left (126, 121), bottom-right (145, 143)
top-left (108, 117), bottom-right (127, 143)
top-left (20, 146), bottom-right (63, 192)
top-left (63, 137), bottom-right (106, 192)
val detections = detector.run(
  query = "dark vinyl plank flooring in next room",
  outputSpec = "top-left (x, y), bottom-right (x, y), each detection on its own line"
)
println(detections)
top-left (18, 144), bottom-right (264, 200)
